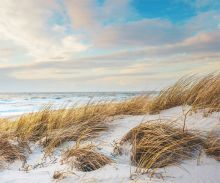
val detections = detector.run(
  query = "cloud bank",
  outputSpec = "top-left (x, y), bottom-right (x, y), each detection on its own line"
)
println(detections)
top-left (0, 0), bottom-right (219, 91)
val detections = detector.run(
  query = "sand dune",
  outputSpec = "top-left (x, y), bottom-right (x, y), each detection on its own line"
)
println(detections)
top-left (0, 106), bottom-right (219, 183)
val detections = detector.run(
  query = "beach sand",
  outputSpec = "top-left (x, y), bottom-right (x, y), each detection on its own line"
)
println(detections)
top-left (0, 106), bottom-right (219, 183)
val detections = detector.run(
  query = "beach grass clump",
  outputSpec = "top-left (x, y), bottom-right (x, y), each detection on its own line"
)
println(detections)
top-left (112, 95), bottom-right (149, 115)
top-left (61, 145), bottom-right (113, 172)
top-left (53, 171), bottom-right (66, 180)
top-left (0, 135), bottom-right (26, 164)
top-left (205, 132), bottom-right (220, 161)
top-left (149, 73), bottom-right (220, 114)
top-left (13, 104), bottom-right (110, 152)
top-left (5, 96), bottom-right (149, 153)
top-left (116, 121), bottom-right (204, 172)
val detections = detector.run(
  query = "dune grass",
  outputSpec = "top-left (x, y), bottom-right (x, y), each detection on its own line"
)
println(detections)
top-left (205, 131), bottom-right (220, 161)
top-left (116, 120), bottom-right (204, 172)
top-left (53, 171), bottom-right (67, 180)
top-left (0, 96), bottom-right (149, 153)
top-left (149, 73), bottom-right (220, 114)
top-left (61, 145), bottom-right (113, 172)
top-left (0, 73), bottom-right (219, 170)
top-left (1, 73), bottom-right (218, 151)
top-left (0, 135), bottom-right (26, 166)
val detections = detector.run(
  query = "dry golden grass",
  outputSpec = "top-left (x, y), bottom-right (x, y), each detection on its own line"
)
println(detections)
top-left (53, 171), bottom-right (66, 180)
top-left (149, 73), bottom-right (220, 114)
top-left (111, 95), bottom-right (150, 115)
top-left (0, 73), bottom-right (219, 169)
top-left (0, 135), bottom-right (26, 164)
top-left (116, 121), bottom-right (204, 172)
top-left (0, 96), bottom-right (149, 153)
top-left (205, 131), bottom-right (220, 161)
top-left (61, 145), bottom-right (113, 172)
top-left (0, 73), bottom-right (218, 153)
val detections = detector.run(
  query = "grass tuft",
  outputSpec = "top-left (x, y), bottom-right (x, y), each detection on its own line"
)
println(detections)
top-left (53, 171), bottom-right (66, 180)
top-left (149, 73), bottom-right (220, 114)
top-left (116, 121), bottom-right (204, 172)
top-left (205, 131), bottom-right (220, 161)
top-left (61, 145), bottom-right (113, 172)
top-left (2, 96), bottom-right (149, 153)
top-left (0, 135), bottom-right (26, 164)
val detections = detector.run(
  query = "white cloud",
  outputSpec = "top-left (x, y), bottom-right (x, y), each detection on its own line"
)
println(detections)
top-left (64, 0), bottom-right (101, 30)
top-left (0, 0), bottom-right (89, 66)
top-left (0, 0), bottom-right (219, 91)
top-left (92, 19), bottom-right (186, 47)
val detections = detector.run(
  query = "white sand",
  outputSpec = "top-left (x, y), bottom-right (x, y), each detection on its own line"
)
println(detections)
top-left (0, 106), bottom-right (220, 183)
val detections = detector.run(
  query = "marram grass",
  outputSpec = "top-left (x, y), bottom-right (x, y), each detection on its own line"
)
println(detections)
top-left (115, 120), bottom-right (204, 172)
top-left (0, 73), bottom-right (219, 169)
top-left (148, 73), bottom-right (220, 114)
top-left (205, 131), bottom-right (220, 161)
top-left (0, 96), bottom-right (149, 153)
top-left (61, 144), bottom-right (113, 172)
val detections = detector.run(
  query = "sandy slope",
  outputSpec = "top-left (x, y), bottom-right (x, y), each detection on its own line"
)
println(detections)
top-left (0, 106), bottom-right (220, 183)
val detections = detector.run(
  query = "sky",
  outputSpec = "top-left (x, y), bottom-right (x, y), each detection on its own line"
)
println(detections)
top-left (0, 0), bottom-right (220, 92)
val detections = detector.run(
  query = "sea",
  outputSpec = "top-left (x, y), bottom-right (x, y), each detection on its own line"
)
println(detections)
top-left (0, 92), bottom-right (157, 117)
